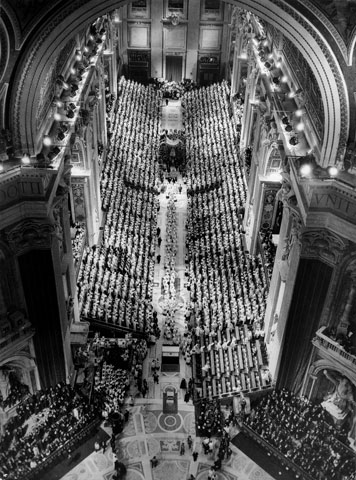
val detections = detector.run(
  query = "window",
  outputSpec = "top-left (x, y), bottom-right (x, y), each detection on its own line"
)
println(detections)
top-left (132, 0), bottom-right (147, 7)
top-left (205, 0), bottom-right (220, 10)
top-left (168, 0), bottom-right (184, 11)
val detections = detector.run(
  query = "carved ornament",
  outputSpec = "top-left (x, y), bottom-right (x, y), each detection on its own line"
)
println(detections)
top-left (5, 220), bottom-right (54, 255)
top-left (301, 229), bottom-right (347, 265)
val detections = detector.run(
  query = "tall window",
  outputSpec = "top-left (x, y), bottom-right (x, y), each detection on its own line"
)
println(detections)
top-left (205, 0), bottom-right (220, 10)
top-left (132, 0), bottom-right (147, 8)
top-left (168, 0), bottom-right (184, 11)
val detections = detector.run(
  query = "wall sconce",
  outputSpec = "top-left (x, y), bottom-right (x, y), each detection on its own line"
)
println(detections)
top-left (327, 166), bottom-right (338, 176)
top-left (43, 135), bottom-right (52, 147)
top-left (21, 153), bottom-right (31, 164)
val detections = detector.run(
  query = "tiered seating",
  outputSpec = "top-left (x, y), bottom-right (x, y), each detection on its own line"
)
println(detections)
top-left (77, 77), bottom-right (161, 335)
top-left (0, 384), bottom-right (97, 480)
top-left (183, 81), bottom-right (271, 398)
top-left (71, 222), bottom-right (86, 268)
top-left (245, 389), bottom-right (356, 480)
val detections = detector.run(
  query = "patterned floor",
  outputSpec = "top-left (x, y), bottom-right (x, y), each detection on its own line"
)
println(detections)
top-left (60, 402), bottom-right (275, 480)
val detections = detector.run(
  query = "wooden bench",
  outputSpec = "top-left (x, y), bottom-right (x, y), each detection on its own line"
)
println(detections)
top-left (212, 378), bottom-right (217, 397)
top-left (246, 342), bottom-right (253, 368)
top-left (235, 326), bottom-right (240, 340)
top-left (227, 347), bottom-right (234, 371)
top-left (219, 349), bottom-right (225, 373)
top-left (241, 373), bottom-right (246, 391)
top-left (256, 339), bottom-right (263, 365)
top-left (237, 345), bottom-right (243, 369)
top-left (221, 376), bottom-right (226, 394)
top-left (210, 350), bottom-right (215, 375)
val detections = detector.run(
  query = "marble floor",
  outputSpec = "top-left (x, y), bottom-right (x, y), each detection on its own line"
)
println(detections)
top-left (59, 100), bottom-right (275, 480)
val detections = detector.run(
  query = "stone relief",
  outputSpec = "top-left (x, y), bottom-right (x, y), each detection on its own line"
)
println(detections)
top-left (301, 229), bottom-right (347, 265)
top-left (5, 220), bottom-right (54, 255)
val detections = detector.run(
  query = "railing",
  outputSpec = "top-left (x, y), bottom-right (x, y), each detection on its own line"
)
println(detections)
top-left (24, 416), bottom-right (101, 480)
top-left (313, 326), bottom-right (356, 368)
top-left (82, 317), bottom-right (146, 338)
top-left (0, 325), bottom-right (35, 349)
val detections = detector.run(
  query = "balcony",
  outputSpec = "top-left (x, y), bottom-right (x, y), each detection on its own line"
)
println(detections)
top-left (70, 321), bottom-right (90, 345)
top-left (312, 326), bottom-right (356, 373)
top-left (0, 320), bottom-right (35, 363)
top-left (0, 164), bottom-right (58, 212)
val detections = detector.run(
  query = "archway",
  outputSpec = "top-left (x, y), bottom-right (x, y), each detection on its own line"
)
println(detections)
top-left (8, 0), bottom-right (348, 166)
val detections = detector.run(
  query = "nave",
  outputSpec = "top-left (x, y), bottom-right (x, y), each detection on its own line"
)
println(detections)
top-left (1, 78), bottom-right (355, 480)
top-left (56, 88), bottom-right (274, 480)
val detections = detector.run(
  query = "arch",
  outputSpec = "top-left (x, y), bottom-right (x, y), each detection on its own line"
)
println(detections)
top-left (309, 359), bottom-right (356, 388)
top-left (0, 0), bottom-right (22, 50)
top-left (8, 0), bottom-right (348, 165)
top-left (0, 19), bottom-right (10, 84)
top-left (0, 354), bottom-right (34, 370)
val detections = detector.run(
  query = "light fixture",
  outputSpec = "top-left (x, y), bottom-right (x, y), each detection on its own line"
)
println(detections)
top-left (268, 172), bottom-right (282, 182)
top-left (0, 164), bottom-right (4, 172)
top-left (70, 67), bottom-right (77, 75)
top-left (281, 75), bottom-right (288, 83)
top-left (327, 166), bottom-right (338, 176)
top-left (263, 39), bottom-right (269, 46)
top-left (295, 123), bottom-right (305, 132)
top-left (75, 50), bottom-right (82, 61)
top-left (300, 164), bottom-right (311, 175)
top-left (62, 82), bottom-right (70, 90)
top-left (43, 135), bottom-right (52, 147)
top-left (55, 99), bottom-right (64, 108)
top-left (21, 153), bottom-right (31, 164)
top-left (54, 113), bottom-right (62, 121)
top-left (295, 109), bottom-right (304, 117)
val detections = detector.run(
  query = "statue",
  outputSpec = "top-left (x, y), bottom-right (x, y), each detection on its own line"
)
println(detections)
top-left (322, 370), bottom-right (355, 423)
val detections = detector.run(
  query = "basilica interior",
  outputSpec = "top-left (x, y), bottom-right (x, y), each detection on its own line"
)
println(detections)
top-left (1, 1), bottom-right (356, 480)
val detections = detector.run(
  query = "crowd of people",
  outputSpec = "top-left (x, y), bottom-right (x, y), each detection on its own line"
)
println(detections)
top-left (260, 228), bottom-right (277, 280)
top-left (71, 222), bottom-right (86, 266)
top-left (0, 384), bottom-right (98, 480)
top-left (181, 81), bottom-right (270, 398)
top-left (77, 77), bottom-right (162, 337)
top-left (0, 371), bottom-right (29, 410)
top-left (245, 389), bottom-right (356, 480)
top-left (162, 191), bottom-right (181, 342)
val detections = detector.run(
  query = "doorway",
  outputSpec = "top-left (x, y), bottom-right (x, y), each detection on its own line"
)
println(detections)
top-left (166, 55), bottom-right (183, 82)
